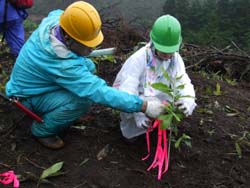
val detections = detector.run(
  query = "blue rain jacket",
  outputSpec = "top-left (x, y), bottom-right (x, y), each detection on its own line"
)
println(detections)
top-left (6, 10), bottom-right (143, 113)
top-left (0, 1), bottom-right (27, 56)
top-left (0, 1), bottom-right (27, 22)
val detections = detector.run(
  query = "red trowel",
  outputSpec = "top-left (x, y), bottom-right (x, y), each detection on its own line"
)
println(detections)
top-left (0, 92), bottom-right (43, 123)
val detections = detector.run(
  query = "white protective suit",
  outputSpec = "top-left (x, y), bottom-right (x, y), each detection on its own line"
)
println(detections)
top-left (113, 43), bottom-right (197, 138)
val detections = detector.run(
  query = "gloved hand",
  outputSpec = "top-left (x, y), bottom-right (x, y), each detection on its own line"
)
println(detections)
top-left (175, 99), bottom-right (196, 117)
top-left (144, 97), bottom-right (165, 118)
top-left (134, 112), bottom-right (151, 129)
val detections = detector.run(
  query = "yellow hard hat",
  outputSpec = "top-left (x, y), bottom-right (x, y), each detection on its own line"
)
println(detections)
top-left (60, 1), bottom-right (103, 48)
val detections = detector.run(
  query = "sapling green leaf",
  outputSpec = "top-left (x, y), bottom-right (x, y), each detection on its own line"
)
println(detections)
top-left (151, 71), bottom-right (193, 151)
top-left (176, 74), bottom-right (184, 80)
top-left (176, 84), bottom-right (185, 90)
top-left (162, 70), bottom-right (171, 81)
top-left (177, 95), bottom-right (195, 99)
top-left (151, 73), bottom-right (187, 124)
top-left (173, 113), bottom-right (183, 122)
top-left (160, 114), bottom-right (173, 130)
top-left (151, 82), bottom-right (173, 95)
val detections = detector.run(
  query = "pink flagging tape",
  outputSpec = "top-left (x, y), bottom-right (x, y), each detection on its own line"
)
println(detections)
top-left (142, 120), bottom-right (169, 180)
top-left (0, 170), bottom-right (19, 188)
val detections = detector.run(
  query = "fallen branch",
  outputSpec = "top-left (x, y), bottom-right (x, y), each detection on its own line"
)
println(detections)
top-left (0, 162), bottom-right (11, 169)
top-left (24, 157), bottom-right (46, 170)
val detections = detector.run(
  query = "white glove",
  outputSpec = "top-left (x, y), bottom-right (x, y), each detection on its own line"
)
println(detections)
top-left (144, 97), bottom-right (165, 118)
top-left (175, 99), bottom-right (196, 117)
top-left (134, 112), bottom-right (151, 129)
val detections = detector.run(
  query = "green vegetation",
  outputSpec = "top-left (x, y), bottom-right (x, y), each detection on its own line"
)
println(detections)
top-left (163, 0), bottom-right (250, 51)
top-left (24, 19), bottom-right (38, 32)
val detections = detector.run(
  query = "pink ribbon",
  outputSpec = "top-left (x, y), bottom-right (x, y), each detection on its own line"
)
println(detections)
top-left (142, 120), bottom-right (169, 180)
top-left (0, 170), bottom-right (19, 188)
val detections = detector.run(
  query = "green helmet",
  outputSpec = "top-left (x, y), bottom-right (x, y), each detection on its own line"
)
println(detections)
top-left (150, 15), bottom-right (182, 53)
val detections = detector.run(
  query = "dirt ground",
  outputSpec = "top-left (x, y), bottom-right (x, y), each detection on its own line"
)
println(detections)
top-left (1, 29), bottom-right (250, 188)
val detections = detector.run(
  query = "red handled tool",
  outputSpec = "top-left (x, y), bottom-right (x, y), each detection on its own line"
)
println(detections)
top-left (0, 92), bottom-right (43, 123)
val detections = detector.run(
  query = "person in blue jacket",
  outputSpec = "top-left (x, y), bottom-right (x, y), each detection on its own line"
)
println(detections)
top-left (0, 0), bottom-right (28, 57)
top-left (5, 1), bottom-right (165, 149)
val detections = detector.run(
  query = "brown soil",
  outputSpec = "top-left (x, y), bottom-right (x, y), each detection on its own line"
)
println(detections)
top-left (1, 27), bottom-right (250, 188)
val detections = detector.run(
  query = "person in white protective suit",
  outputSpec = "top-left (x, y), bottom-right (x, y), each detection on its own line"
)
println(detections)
top-left (113, 15), bottom-right (197, 139)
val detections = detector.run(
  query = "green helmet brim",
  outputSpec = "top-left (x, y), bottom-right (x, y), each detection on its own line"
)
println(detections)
top-left (152, 36), bottom-right (182, 53)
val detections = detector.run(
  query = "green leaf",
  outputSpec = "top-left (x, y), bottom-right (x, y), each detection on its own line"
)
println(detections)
top-left (235, 142), bottom-right (242, 158)
top-left (79, 158), bottom-right (89, 167)
top-left (162, 105), bottom-right (174, 115)
top-left (225, 78), bottom-right (237, 86)
top-left (176, 84), bottom-right (185, 90)
top-left (105, 55), bottom-right (115, 63)
top-left (161, 120), bottom-right (171, 130)
top-left (182, 133), bottom-right (191, 140)
top-left (184, 140), bottom-right (192, 148)
top-left (213, 82), bottom-right (222, 96)
top-left (173, 113), bottom-right (183, 122)
top-left (175, 134), bottom-right (191, 149)
top-left (162, 70), bottom-right (171, 81)
top-left (160, 114), bottom-right (173, 130)
top-left (178, 95), bottom-right (195, 99)
top-left (158, 114), bottom-right (167, 121)
top-left (151, 82), bottom-right (173, 94)
top-left (40, 161), bottom-right (64, 180)
top-left (175, 137), bottom-right (182, 148)
top-left (205, 86), bottom-right (213, 95)
top-left (176, 74), bottom-right (183, 80)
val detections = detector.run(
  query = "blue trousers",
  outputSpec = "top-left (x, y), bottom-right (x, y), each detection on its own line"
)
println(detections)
top-left (21, 90), bottom-right (93, 137)
top-left (0, 19), bottom-right (25, 57)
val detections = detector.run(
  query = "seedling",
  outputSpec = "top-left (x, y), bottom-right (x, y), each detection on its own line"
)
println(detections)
top-left (234, 131), bottom-right (250, 158)
top-left (151, 71), bottom-right (194, 133)
top-left (225, 78), bottom-right (237, 86)
top-left (142, 71), bottom-right (194, 180)
top-left (151, 71), bottom-right (194, 150)
top-left (213, 82), bottom-right (222, 96)
top-left (175, 133), bottom-right (192, 150)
